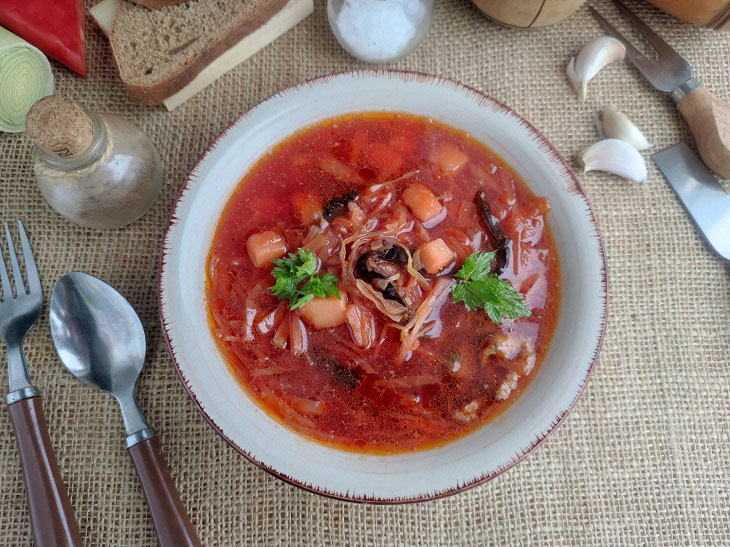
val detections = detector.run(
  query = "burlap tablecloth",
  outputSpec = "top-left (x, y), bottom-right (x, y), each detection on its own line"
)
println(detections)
top-left (1, 0), bottom-right (729, 545)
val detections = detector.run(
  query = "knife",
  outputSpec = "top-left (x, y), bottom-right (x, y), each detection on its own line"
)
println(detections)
top-left (590, 1), bottom-right (730, 180)
top-left (654, 143), bottom-right (730, 262)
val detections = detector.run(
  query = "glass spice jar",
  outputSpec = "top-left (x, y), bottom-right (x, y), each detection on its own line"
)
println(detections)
top-left (25, 95), bottom-right (163, 229)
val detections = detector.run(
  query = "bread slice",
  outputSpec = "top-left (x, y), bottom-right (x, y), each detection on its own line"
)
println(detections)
top-left (108, 0), bottom-right (288, 104)
top-left (161, 0), bottom-right (313, 110)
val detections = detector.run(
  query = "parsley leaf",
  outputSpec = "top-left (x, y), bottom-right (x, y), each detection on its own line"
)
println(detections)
top-left (271, 249), bottom-right (340, 310)
top-left (291, 248), bottom-right (318, 277)
top-left (452, 251), bottom-right (531, 323)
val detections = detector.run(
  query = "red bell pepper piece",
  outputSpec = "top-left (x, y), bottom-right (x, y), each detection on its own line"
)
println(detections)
top-left (0, 0), bottom-right (86, 76)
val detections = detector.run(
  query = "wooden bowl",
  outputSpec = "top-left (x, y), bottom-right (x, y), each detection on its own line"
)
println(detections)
top-left (647, 0), bottom-right (730, 30)
top-left (472, 0), bottom-right (585, 28)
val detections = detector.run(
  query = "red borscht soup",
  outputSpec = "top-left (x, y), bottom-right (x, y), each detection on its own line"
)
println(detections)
top-left (207, 113), bottom-right (559, 453)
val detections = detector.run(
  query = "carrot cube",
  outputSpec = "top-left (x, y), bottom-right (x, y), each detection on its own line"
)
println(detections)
top-left (402, 183), bottom-right (442, 223)
top-left (246, 230), bottom-right (287, 268)
top-left (366, 142), bottom-right (403, 177)
top-left (419, 238), bottom-right (454, 274)
top-left (292, 192), bottom-right (322, 225)
top-left (299, 293), bottom-right (347, 329)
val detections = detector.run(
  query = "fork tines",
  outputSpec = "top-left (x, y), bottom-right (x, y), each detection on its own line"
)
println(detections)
top-left (0, 221), bottom-right (40, 303)
top-left (589, 2), bottom-right (693, 93)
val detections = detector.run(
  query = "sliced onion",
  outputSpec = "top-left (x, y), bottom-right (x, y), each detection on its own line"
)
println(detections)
top-left (243, 283), bottom-right (264, 342)
top-left (291, 398), bottom-right (323, 414)
top-left (397, 278), bottom-right (452, 363)
top-left (289, 312), bottom-right (308, 355)
top-left (257, 303), bottom-right (285, 335)
top-left (250, 365), bottom-right (295, 378)
top-left (272, 316), bottom-right (289, 349)
top-left (387, 374), bottom-right (441, 388)
top-left (345, 302), bottom-right (377, 348)
top-left (0, 27), bottom-right (54, 133)
top-left (355, 280), bottom-right (407, 322)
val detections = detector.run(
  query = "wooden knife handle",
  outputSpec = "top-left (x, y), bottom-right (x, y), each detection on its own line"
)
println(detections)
top-left (8, 396), bottom-right (82, 547)
top-left (676, 84), bottom-right (730, 179)
top-left (128, 436), bottom-right (201, 547)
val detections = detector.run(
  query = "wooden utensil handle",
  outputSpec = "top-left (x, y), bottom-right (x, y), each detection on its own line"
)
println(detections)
top-left (128, 436), bottom-right (201, 547)
top-left (676, 84), bottom-right (730, 179)
top-left (7, 396), bottom-right (82, 547)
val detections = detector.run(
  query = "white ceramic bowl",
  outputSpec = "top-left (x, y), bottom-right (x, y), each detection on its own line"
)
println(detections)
top-left (160, 70), bottom-right (607, 503)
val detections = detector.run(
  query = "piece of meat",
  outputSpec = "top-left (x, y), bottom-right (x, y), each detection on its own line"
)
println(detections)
top-left (453, 400), bottom-right (480, 422)
top-left (494, 372), bottom-right (519, 401)
top-left (482, 333), bottom-right (536, 376)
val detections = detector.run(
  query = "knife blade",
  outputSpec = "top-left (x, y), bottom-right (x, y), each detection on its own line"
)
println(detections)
top-left (653, 143), bottom-right (730, 262)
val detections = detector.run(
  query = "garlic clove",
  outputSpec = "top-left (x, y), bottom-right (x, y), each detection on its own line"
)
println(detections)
top-left (569, 36), bottom-right (626, 100)
top-left (599, 105), bottom-right (653, 151)
top-left (581, 138), bottom-right (647, 182)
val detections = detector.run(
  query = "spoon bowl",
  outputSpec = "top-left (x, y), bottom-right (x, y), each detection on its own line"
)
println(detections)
top-left (50, 272), bottom-right (145, 394)
top-left (50, 272), bottom-right (148, 435)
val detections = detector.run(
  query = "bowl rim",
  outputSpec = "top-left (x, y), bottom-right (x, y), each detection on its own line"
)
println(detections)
top-left (159, 69), bottom-right (608, 504)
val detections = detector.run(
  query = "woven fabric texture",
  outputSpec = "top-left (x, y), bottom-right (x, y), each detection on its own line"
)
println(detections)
top-left (1, 0), bottom-right (729, 545)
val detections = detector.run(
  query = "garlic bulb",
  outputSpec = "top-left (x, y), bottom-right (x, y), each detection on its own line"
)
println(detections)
top-left (582, 138), bottom-right (647, 182)
top-left (598, 105), bottom-right (652, 151)
top-left (567, 36), bottom-right (626, 100)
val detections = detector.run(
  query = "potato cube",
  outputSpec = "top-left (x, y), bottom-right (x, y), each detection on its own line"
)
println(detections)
top-left (246, 230), bottom-right (287, 268)
top-left (429, 144), bottom-right (468, 174)
top-left (299, 293), bottom-right (347, 329)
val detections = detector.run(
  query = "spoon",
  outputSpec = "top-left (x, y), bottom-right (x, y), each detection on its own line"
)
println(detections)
top-left (49, 272), bottom-right (200, 547)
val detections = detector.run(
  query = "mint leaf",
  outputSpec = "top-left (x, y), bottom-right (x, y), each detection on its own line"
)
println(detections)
top-left (455, 250), bottom-right (496, 281)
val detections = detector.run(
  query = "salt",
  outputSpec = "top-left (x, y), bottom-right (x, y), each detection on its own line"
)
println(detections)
top-left (327, 0), bottom-right (434, 63)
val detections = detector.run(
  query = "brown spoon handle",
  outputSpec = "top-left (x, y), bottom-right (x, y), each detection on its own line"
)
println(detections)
top-left (128, 436), bottom-right (201, 547)
top-left (7, 395), bottom-right (82, 547)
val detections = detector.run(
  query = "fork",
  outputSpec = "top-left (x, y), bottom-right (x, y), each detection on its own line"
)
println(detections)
top-left (1, 220), bottom-right (81, 547)
top-left (590, 1), bottom-right (730, 179)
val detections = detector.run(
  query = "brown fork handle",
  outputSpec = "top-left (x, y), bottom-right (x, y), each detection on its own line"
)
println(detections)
top-left (128, 436), bottom-right (201, 547)
top-left (7, 396), bottom-right (82, 547)
top-left (676, 84), bottom-right (730, 180)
